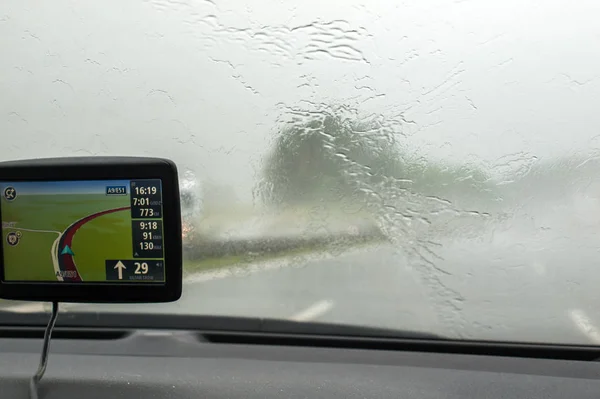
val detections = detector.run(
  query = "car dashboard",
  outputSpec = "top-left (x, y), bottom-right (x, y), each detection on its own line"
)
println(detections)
top-left (0, 325), bottom-right (599, 399)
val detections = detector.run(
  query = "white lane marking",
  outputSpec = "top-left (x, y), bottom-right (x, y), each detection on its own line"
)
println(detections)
top-left (290, 300), bottom-right (334, 322)
top-left (569, 309), bottom-right (600, 344)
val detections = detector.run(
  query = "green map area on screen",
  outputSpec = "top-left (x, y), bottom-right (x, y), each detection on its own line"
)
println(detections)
top-left (0, 180), bottom-right (139, 282)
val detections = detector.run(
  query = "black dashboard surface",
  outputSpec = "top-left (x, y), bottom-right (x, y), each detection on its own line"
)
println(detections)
top-left (0, 330), bottom-right (599, 398)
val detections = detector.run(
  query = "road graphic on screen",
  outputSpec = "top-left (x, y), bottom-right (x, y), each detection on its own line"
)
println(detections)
top-left (1, 181), bottom-right (136, 282)
top-left (54, 206), bottom-right (130, 281)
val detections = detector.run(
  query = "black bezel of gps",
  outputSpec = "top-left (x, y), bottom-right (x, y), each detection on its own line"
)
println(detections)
top-left (0, 157), bottom-right (182, 303)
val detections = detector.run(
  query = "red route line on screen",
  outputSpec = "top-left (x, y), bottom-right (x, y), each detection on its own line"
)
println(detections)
top-left (57, 206), bottom-right (131, 282)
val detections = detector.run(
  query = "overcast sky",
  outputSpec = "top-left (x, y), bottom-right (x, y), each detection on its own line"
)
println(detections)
top-left (1, 0), bottom-right (600, 200)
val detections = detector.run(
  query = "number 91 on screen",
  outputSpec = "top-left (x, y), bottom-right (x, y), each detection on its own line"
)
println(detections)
top-left (132, 220), bottom-right (163, 258)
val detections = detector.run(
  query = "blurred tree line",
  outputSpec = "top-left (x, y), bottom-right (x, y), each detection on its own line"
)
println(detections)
top-left (258, 106), bottom-right (493, 207)
top-left (498, 154), bottom-right (600, 204)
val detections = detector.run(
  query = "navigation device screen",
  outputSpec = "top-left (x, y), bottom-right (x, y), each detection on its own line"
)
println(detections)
top-left (0, 180), bottom-right (165, 283)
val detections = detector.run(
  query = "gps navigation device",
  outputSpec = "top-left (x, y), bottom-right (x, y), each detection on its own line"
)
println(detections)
top-left (0, 157), bottom-right (182, 303)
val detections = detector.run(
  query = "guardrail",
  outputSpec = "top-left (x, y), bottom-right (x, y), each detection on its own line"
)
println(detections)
top-left (183, 225), bottom-right (386, 261)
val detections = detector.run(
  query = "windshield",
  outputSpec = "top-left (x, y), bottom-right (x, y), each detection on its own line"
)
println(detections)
top-left (2, 0), bottom-right (600, 345)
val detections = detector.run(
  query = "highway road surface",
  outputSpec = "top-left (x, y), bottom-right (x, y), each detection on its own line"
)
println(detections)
top-left (5, 209), bottom-right (600, 346)
top-left (13, 223), bottom-right (595, 346)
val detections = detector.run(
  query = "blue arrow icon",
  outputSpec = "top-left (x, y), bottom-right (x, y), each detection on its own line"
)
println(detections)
top-left (60, 245), bottom-right (75, 256)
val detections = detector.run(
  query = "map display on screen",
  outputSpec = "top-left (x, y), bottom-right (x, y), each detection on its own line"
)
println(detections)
top-left (0, 179), bottom-right (165, 283)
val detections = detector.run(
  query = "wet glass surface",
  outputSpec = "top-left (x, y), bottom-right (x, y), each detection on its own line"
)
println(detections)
top-left (2, 0), bottom-right (600, 344)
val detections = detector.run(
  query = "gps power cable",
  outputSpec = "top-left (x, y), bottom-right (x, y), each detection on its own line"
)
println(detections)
top-left (29, 302), bottom-right (59, 399)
